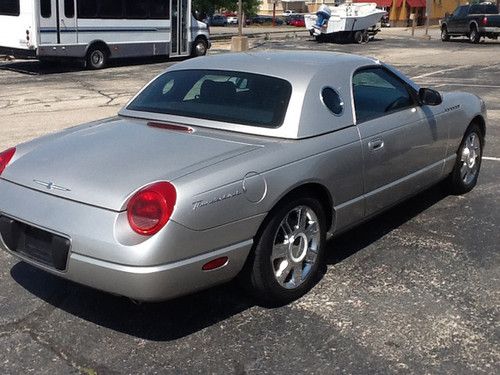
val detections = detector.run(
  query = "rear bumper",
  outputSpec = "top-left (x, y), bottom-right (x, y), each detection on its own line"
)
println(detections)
top-left (1, 234), bottom-right (252, 301)
top-left (0, 46), bottom-right (36, 59)
top-left (479, 26), bottom-right (500, 34)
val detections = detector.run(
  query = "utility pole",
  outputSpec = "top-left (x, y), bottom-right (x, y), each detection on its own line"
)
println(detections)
top-left (231, 0), bottom-right (249, 51)
top-left (424, 0), bottom-right (431, 39)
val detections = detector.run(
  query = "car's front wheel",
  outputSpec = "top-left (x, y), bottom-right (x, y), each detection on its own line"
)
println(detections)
top-left (441, 26), bottom-right (450, 41)
top-left (243, 197), bottom-right (326, 305)
top-left (448, 123), bottom-right (484, 194)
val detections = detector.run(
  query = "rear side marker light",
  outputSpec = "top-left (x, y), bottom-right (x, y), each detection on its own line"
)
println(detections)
top-left (202, 257), bottom-right (229, 271)
top-left (127, 182), bottom-right (177, 236)
top-left (0, 148), bottom-right (16, 176)
top-left (482, 17), bottom-right (488, 26)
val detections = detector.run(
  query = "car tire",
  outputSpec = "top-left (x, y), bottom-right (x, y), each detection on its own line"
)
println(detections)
top-left (441, 26), bottom-right (450, 42)
top-left (448, 123), bottom-right (484, 195)
top-left (86, 46), bottom-right (108, 70)
top-left (191, 38), bottom-right (208, 57)
top-left (242, 197), bottom-right (327, 306)
top-left (469, 26), bottom-right (480, 44)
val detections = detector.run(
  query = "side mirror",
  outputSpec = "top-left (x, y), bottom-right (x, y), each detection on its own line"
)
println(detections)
top-left (419, 88), bottom-right (442, 106)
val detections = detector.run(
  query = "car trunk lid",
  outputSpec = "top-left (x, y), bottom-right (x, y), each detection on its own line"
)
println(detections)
top-left (2, 117), bottom-right (260, 211)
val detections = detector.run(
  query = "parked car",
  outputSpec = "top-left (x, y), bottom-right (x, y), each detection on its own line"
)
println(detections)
top-left (0, 52), bottom-right (486, 305)
top-left (208, 14), bottom-right (227, 26)
top-left (282, 10), bottom-right (298, 17)
top-left (441, 2), bottom-right (500, 43)
top-left (290, 15), bottom-right (305, 27)
top-left (227, 15), bottom-right (238, 25)
top-left (247, 15), bottom-right (284, 25)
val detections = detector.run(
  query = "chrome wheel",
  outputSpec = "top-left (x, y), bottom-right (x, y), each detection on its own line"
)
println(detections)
top-left (271, 206), bottom-right (320, 289)
top-left (460, 131), bottom-right (481, 185)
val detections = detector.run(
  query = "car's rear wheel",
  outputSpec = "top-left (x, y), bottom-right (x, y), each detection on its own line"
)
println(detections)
top-left (441, 26), bottom-right (450, 41)
top-left (448, 123), bottom-right (483, 194)
top-left (469, 26), bottom-right (480, 44)
top-left (243, 197), bottom-right (326, 305)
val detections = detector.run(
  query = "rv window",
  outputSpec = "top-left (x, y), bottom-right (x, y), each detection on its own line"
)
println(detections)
top-left (125, 0), bottom-right (149, 19)
top-left (0, 0), bottom-right (20, 16)
top-left (65, 0), bottom-right (75, 18)
top-left (41, 0), bottom-right (51, 18)
top-left (150, 0), bottom-right (170, 19)
top-left (98, 0), bottom-right (124, 18)
top-left (77, 0), bottom-right (97, 18)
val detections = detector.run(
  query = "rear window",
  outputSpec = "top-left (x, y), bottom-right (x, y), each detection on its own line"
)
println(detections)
top-left (127, 70), bottom-right (292, 128)
top-left (0, 0), bottom-right (20, 16)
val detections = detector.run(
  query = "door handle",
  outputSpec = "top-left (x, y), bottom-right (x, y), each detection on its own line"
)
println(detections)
top-left (368, 138), bottom-right (384, 151)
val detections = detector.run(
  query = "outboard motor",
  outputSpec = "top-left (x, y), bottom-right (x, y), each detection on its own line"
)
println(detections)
top-left (314, 4), bottom-right (331, 29)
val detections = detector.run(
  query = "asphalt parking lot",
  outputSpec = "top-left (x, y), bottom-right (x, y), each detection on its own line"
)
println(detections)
top-left (0, 29), bottom-right (499, 374)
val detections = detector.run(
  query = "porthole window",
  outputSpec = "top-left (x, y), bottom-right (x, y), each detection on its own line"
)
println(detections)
top-left (321, 87), bottom-right (344, 116)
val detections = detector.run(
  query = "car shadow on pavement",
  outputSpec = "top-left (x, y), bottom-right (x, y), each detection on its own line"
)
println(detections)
top-left (10, 260), bottom-right (254, 341)
top-left (10, 183), bottom-right (448, 341)
top-left (325, 183), bottom-right (448, 265)
top-left (0, 55), bottom-right (188, 75)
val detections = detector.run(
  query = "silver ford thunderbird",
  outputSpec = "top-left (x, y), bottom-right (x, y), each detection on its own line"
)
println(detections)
top-left (0, 52), bottom-right (486, 305)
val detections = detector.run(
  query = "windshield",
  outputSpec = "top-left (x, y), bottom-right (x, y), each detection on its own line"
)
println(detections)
top-left (127, 69), bottom-right (292, 128)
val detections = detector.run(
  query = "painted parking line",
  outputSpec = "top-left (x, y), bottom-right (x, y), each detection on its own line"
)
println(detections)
top-left (424, 83), bottom-right (500, 89)
top-left (483, 157), bottom-right (500, 161)
top-left (411, 66), bottom-right (471, 80)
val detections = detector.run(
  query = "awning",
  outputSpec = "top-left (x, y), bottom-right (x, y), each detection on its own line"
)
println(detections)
top-left (353, 0), bottom-right (393, 6)
top-left (406, 0), bottom-right (426, 7)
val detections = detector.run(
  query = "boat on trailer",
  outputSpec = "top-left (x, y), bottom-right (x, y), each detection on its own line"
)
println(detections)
top-left (305, 2), bottom-right (387, 43)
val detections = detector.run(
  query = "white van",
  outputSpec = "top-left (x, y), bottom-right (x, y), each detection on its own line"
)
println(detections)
top-left (0, 0), bottom-right (211, 69)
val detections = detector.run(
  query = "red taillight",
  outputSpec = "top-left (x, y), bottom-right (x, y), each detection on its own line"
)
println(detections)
top-left (127, 182), bottom-right (176, 236)
top-left (482, 17), bottom-right (488, 26)
top-left (0, 147), bottom-right (16, 176)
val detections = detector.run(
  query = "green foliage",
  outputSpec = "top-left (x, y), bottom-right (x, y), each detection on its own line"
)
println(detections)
top-left (193, 0), bottom-right (261, 17)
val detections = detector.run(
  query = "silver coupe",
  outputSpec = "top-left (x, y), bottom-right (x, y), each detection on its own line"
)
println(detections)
top-left (0, 52), bottom-right (486, 305)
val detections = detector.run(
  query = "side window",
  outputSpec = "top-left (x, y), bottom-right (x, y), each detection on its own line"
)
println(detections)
top-left (469, 5), bottom-right (480, 14)
top-left (150, 0), bottom-right (170, 19)
top-left (65, 0), bottom-right (75, 18)
top-left (40, 0), bottom-right (51, 18)
top-left (78, 0), bottom-right (97, 18)
top-left (0, 0), bottom-right (20, 16)
top-left (125, 0), bottom-right (149, 19)
top-left (98, 0), bottom-right (123, 18)
top-left (321, 87), bottom-right (343, 115)
top-left (352, 67), bottom-right (414, 123)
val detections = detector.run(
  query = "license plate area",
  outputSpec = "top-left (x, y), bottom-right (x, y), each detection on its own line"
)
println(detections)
top-left (0, 216), bottom-right (70, 271)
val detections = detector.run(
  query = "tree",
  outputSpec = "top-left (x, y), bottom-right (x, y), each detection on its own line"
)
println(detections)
top-left (193, 0), bottom-right (261, 17)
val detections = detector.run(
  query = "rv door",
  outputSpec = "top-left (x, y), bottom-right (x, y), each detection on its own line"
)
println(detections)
top-left (38, 0), bottom-right (77, 45)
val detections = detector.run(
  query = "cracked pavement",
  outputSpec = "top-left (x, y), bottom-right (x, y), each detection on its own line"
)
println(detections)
top-left (0, 28), bottom-right (499, 374)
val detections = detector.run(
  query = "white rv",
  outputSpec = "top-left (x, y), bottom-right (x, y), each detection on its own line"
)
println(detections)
top-left (0, 0), bottom-right (211, 69)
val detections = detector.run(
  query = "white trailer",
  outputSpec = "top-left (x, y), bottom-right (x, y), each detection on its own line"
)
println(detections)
top-left (0, 0), bottom-right (211, 69)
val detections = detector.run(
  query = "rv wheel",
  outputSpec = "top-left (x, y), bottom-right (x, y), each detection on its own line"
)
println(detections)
top-left (86, 46), bottom-right (108, 70)
top-left (191, 38), bottom-right (208, 57)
